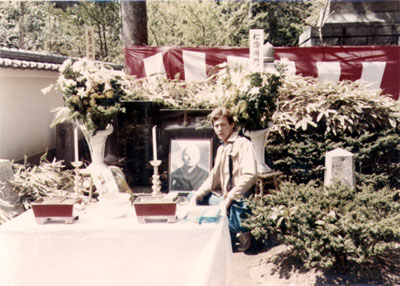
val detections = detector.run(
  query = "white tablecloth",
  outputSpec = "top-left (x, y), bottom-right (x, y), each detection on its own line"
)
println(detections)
top-left (0, 203), bottom-right (232, 286)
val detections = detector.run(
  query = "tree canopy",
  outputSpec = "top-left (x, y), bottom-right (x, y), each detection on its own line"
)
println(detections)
top-left (0, 0), bottom-right (323, 64)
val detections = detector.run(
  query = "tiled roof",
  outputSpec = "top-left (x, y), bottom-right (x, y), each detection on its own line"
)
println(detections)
top-left (0, 58), bottom-right (60, 71)
top-left (0, 48), bottom-right (67, 71)
top-left (0, 48), bottom-right (123, 71)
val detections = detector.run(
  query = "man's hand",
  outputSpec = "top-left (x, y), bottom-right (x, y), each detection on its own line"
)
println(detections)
top-left (219, 196), bottom-right (232, 212)
top-left (189, 193), bottom-right (199, 206)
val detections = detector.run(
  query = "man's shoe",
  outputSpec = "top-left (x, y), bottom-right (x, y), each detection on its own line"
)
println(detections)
top-left (236, 232), bottom-right (251, 252)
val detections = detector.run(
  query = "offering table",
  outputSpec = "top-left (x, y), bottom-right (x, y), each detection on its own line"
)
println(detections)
top-left (0, 203), bottom-right (232, 286)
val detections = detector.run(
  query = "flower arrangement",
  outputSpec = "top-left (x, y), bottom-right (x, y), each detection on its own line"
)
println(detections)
top-left (218, 66), bottom-right (282, 131)
top-left (126, 72), bottom-right (223, 110)
top-left (124, 64), bottom-right (282, 131)
top-left (43, 58), bottom-right (133, 135)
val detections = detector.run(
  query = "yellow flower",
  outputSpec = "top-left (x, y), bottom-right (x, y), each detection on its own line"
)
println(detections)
top-left (87, 107), bottom-right (93, 113)
top-left (90, 99), bottom-right (96, 106)
top-left (105, 90), bottom-right (114, 98)
top-left (72, 96), bottom-right (80, 104)
top-left (91, 93), bottom-right (99, 99)
top-left (83, 99), bottom-right (89, 105)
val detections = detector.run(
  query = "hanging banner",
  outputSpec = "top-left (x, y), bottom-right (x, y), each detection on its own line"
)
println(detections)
top-left (124, 46), bottom-right (400, 101)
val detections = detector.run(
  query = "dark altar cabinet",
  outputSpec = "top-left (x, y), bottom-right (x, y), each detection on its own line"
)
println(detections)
top-left (118, 102), bottom-right (218, 192)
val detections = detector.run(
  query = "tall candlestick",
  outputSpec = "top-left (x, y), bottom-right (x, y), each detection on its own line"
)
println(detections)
top-left (74, 127), bottom-right (79, 162)
top-left (152, 125), bottom-right (157, 161)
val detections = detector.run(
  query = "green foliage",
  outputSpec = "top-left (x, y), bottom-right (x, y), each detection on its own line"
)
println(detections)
top-left (148, 0), bottom-right (312, 47)
top-left (223, 71), bottom-right (281, 131)
top-left (267, 74), bottom-right (400, 188)
top-left (9, 157), bottom-right (74, 210)
top-left (147, 1), bottom-right (228, 46)
top-left (0, 1), bottom-right (122, 63)
top-left (62, 1), bottom-right (122, 63)
top-left (244, 180), bottom-right (400, 271)
top-left (125, 65), bottom-right (281, 131)
top-left (218, 0), bottom-right (312, 47)
top-left (1, 1), bottom-right (317, 63)
top-left (125, 73), bottom-right (223, 110)
top-left (0, 197), bottom-right (15, 225)
top-left (0, 1), bottom-right (51, 50)
top-left (44, 58), bottom-right (132, 135)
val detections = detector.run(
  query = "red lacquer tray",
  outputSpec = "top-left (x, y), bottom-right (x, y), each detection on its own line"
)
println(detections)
top-left (133, 196), bottom-right (177, 223)
top-left (32, 196), bottom-right (81, 224)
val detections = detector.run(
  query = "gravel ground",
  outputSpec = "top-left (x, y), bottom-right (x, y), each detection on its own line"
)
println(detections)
top-left (229, 244), bottom-right (320, 286)
top-left (228, 244), bottom-right (400, 286)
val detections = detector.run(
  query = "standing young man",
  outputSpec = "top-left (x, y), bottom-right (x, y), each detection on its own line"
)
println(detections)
top-left (190, 106), bottom-right (258, 251)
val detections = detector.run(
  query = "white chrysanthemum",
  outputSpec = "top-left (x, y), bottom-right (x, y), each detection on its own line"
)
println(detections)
top-left (77, 87), bottom-right (88, 98)
top-left (85, 78), bottom-right (94, 93)
top-left (249, 86), bottom-right (260, 96)
top-left (239, 78), bottom-right (251, 94)
top-left (104, 81), bottom-right (112, 91)
top-left (59, 59), bottom-right (72, 73)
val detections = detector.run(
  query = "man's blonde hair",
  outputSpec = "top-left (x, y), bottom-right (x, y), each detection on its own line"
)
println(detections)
top-left (209, 106), bottom-right (234, 126)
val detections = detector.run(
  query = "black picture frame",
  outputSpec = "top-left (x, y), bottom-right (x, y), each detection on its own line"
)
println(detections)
top-left (169, 138), bottom-right (212, 193)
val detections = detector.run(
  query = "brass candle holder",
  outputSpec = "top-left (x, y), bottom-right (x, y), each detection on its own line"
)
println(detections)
top-left (149, 160), bottom-right (162, 196)
top-left (71, 161), bottom-right (83, 198)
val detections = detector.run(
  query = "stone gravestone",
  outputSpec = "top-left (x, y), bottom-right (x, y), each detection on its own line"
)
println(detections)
top-left (0, 159), bottom-right (23, 220)
top-left (324, 148), bottom-right (356, 188)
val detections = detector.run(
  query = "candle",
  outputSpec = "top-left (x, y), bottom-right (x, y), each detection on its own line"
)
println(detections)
top-left (152, 125), bottom-right (157, 161)
top-left (74, 127), bottom-right (79, 162)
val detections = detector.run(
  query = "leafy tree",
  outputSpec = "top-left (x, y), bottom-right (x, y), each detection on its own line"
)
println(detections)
top-left (0, 1), bottom-right (320, 62)
top-left (0, 1), bottom-right (122, 63)
top-left (49, 1), bottom-right (122, 62)
top-left (0, 1), bottom-right (50, 50)
top-left (147, 1), bottom-right (229, 46)
top-left (147, 0), bottom-right (314, 47)
top-left (217, 0), bottom-right (313, 47)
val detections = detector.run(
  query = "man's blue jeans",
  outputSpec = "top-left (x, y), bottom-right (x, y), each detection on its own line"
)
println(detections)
top-left (189, 192), bottom-right (251, 249)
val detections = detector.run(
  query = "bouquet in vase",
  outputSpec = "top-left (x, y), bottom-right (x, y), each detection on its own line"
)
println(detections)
top-left (43, 58), bottom-right (133, 136)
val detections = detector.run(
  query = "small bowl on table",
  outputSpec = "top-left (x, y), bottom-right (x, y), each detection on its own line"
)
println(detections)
top-left (97, 192), bottom-right (132, 219)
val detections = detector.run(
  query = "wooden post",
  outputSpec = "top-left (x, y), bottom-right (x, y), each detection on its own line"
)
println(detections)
top-left (85, 26), bottom-right (95, 61)
top-left (249, 29), bottom-right (264, 72)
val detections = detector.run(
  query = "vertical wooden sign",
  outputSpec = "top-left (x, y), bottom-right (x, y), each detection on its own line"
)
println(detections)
top-left (85, 26), bottom-right (95, 61)
top-left (249, 29), bottom-right (264, 72)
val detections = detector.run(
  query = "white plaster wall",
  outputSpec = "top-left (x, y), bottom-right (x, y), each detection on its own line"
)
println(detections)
top-left (0, 68), bottom-right (63, 161)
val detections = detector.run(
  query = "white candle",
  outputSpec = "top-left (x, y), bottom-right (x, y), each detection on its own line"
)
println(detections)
top-left (74, 127), bottom-right (79, 162)
top-left (152, 125), bottom-right (157, 161)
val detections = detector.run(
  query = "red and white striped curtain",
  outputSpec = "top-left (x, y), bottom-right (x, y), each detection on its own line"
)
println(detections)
top-left (124, 46), bottom-right (399, 101)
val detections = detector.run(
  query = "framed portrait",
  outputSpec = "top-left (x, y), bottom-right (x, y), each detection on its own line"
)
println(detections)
top-left (169, 138), bottom-right (212, 193)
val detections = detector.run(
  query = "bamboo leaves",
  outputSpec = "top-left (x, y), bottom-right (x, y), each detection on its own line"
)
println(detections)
top-left (271, 75), bottom-right (400, 138)
top-left (10, 157), bottom-right (74, 210)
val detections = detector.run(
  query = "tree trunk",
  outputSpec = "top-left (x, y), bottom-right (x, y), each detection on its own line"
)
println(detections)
top-left (121, 1), bottom-right (148, 47)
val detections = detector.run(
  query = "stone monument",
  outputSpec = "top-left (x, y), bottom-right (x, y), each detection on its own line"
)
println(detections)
top-left (324, 148), bottom-right (356, 188)
top-left (0, 159), bottom-right (23, 220)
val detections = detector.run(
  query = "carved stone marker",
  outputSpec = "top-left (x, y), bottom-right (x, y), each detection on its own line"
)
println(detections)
top-left (0, 159), bottom-right (23, 218)
top-left (324, 148), bottom-right (356, 188)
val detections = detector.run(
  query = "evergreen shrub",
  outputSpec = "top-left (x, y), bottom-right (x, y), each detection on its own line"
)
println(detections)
top-left (244, 180), bottom-right (400, 271)
top-left (267, 75), bottom-right (400, 188)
